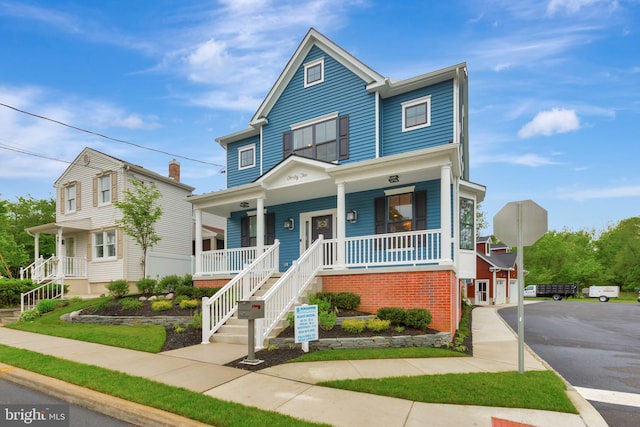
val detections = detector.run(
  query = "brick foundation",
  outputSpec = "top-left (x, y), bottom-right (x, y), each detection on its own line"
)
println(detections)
top-left (194, 278), bottom-right (230, 288)
top-left (321, 270), bottom-right (458, 334)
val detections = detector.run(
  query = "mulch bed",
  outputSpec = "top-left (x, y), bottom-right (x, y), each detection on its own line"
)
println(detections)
top-left (87, 296), bottom-right (473, 370)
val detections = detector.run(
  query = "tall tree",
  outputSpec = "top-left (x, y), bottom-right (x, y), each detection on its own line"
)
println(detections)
top-left (6, 196), bottom-right (56, 263)
top-left (595, 217), bottom-right (640, 291)
top-left (0, 199), bottom-right (26, 277)
top-left (113, 179), bottom-right (162, 279)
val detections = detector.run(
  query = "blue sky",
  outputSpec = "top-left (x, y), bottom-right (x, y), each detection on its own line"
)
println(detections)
top-left (1, 0), bottom-right (638, 234)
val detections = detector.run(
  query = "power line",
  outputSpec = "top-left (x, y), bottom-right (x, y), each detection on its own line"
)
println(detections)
top-left (0, 102), bottom-right (225, 168)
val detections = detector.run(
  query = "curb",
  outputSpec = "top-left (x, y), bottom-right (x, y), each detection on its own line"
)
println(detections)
top-left (0, 363), bottom-right (212, 427)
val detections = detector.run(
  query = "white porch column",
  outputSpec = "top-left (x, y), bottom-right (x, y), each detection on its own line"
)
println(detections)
top-left (336, 182), bottom-right (346, 267)
top-left (440, 164), bottom-right (452, 263)
top-left (34, 232), bottom-right (40, 259)
top-left (56, 228), bottom-right (64, 278)
top-left (256, 197), bottom-right (265, 252)
top-left (194, 208), bottom-right (202, 275)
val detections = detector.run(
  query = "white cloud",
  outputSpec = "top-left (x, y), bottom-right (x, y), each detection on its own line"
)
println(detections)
top-left (518, 108), bottom-right (580, 138)
top-left (546, 0), bottom-right (619, 16)
top-left (474, 153), bottom-right (559, 167)
top-left (558, 185), bottom-right (640, 201)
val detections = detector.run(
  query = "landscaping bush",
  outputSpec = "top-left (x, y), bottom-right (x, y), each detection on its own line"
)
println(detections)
top-left (175, 285), bottom-right (220, 299)
top-left (106, 280), bottom-right (130, 297)
top-left (0, 279), bottom-right (34, 307)
top-left (179, 274), bottom-right (193, 287)
top-left (19, 308), bottom-right (41, 322)
top-left (136, 278), bottom-right (157, 295)
top-left (318, 310), bottom-right (337, 331)
top-left (309, 293), bottom-right (333, 314)
top-left (366, 317), bottom-right (391, 332)
top-left (119, 297), bottom-right (143, 310)
top-left (341, 319), bottom-right (366, 334)
top-left (377, 307), bottom-right (406, 325)
top-left (179, 299), bottom-right (199, 309)
top-left (157, 275), bottom-right (181, 293)
top-left (190, 311), bottom-right (202, 329)
top-left (36, 299), bottom-right (59, 314)
top-left (333, 292), bottom-right (361, 310)
top-left (151, 300), bottom-right (173, 312)
top-left (403, 308), bottom-right (432, 330)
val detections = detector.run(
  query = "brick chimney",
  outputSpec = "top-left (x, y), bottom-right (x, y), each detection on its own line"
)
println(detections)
top-left (168, 159), bottom-right (180, 182)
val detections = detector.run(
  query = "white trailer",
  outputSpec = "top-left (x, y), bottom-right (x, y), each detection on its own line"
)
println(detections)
top-left (585, 286), bottom-right (620, 302)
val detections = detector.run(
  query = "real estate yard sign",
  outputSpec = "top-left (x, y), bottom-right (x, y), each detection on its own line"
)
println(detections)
top-left (294, 304), bottom-right (318, 352)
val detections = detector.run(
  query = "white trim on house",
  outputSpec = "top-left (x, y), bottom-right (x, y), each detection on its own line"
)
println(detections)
top-left (290, 111), bottom-right (338, 130)
top-left (303, 57), bottom-right (324, 88)
top-left (401, 95), bottom-right (431, 132)
top-left (238, 144), bottom-right (256, 170)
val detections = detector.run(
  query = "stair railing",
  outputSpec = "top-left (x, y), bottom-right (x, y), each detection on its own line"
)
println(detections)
top-left (21, 280), bottom-right (65, 312)
top-left (201, 240), bottom-right (279, 344)
top-left (256, 235), bottom-right (324, 349)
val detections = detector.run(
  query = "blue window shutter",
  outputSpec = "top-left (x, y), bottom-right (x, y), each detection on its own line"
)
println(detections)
top-left (415, 190), bottom-right (427, 230)
top-left (283, 131), bottom-right (292, 158)
top-left (338, 115), bottom-right (349, 160)
top-left (374, 197), bottom-right (385, 234)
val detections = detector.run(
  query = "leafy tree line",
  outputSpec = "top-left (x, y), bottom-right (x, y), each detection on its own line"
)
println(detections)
top-left (0, 195), bottom-right (56, 278)
top-left (518, 217), bottom-right (640, 291)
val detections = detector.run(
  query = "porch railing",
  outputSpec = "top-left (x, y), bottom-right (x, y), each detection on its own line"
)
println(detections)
top-left (200, 247), bottom-right (258, 275)
top-left (19, 256), bottom-right (56, 283)
top-left (21, 281), bottom-right (65, 312)
top-left (61, 257), bottom-right (87, 277)
top-left (256, 236), bottom-right (324, 348)
top-left (324, 229), bottom-right (442, 268)
top-left (201, 241), bottom-right (279, 344)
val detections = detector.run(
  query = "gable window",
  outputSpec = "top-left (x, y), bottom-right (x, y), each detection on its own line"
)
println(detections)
top-left (402, 95), bottom-right (431, 132)
top-left (283, 113), bottom-right (349, 162)
top-left (238, 145), bottom-right (255, 169)
top-left (460, 197), bottom-right (475, 250)
top-left (374, 188), bottom-right (427, 234)
top-left (304, 58), bottom-right (324, 87)
top-left (66, 184), bottom-right (76, 212)
top-left (98, 174), bottom-right (111, 205)
top-left (94, 229), bottom-right (116, 259)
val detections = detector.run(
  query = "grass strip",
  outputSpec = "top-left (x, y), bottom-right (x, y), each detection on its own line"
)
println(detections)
top-left (289, 346), bottom-right (466, 363)
top-left (0, 344), bottom-right (328, 427)
top-left (320, 370), bottom-right (577, 414)
top-left (6, 298), bottom-right (166, 353)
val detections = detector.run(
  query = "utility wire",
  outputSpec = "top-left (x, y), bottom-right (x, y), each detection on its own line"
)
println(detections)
top-left (0, 102), bottom-right (225, 168)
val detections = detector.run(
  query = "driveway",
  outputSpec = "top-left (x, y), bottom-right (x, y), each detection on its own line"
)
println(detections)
top-left (499, 301), bottom-right (640, 427)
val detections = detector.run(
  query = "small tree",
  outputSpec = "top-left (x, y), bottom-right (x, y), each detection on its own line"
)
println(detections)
top-left (113, 179), bottom-right (162, 279)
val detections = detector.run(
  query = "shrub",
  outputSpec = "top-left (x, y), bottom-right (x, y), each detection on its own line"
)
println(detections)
top-left (158, 275), bottom-right (181, 293)
top-left (318, 311), bottom-right (336, 331)
top-left (106, 280), bottom-right (130, 297)
top-left (36, 299), bottom-right (59, 314)
top-left (366, 317), bottom-right (391, 332)
top-left (119, 297), bottom-right (143, 310)
top-left (190, 311), bottom-right (202, 329)
top-left (151, 300), bottom-right (173, 312)
top-left (179, 299), bottom-right (199, 309)
top-left (286, 312), bottom-right (295, 327)
top-left (90, 299), bottom-right (111, 313)
top-left (179, 274), bottom-right (193, 287)
top-left (341, 319), bottom-right (366, 334)
top-left (136, 278), bottom-right (157, 295)
top-left (333, 292), bottom-right (361, 310)
top-left (176, 285), bottom-right (220, 299)
top-left (403, 308), bottom-right (432, 330)
top-left (309, 293), bottom-right (332, 313)
top-left (377, 307), bottom-right (406, 325)
top-left (0, 279), bottom-right (33, 307)
top-left (19, 308), bottom-right (41, 322)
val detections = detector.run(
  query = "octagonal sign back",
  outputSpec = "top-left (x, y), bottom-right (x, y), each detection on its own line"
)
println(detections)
top-left (493, 200), bottom-right (548, 247)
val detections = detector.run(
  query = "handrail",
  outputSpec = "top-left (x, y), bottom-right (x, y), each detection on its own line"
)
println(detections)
top-left (201, 241), bottom-right (279, 344)
top-left (21, 280), bottom-right (65, 312)
top-left (19, 256), bottom-right (56, 283)
top-left (256, 236), bottom-right (324, 349)
top-left (200, 246), bottom-right (258, 275)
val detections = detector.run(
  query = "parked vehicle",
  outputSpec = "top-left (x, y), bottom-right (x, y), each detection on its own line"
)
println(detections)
top-left (523, 284), bottom-right (578, 301)
top-left (582, 286), bottom-right (619, 302)
top-left (637, 289), bottom-right (640, 303)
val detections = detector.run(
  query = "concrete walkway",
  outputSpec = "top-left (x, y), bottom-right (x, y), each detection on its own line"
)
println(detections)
top-left (0, 305), bottom-right (608, 427)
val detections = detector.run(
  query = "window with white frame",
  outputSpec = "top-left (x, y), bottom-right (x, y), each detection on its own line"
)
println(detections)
top-left (98, 174), bottom-right (111, 205)
top-left (459, 197), bottom-right (475, 250)
top-left (66, 184), bottom-right (76, 212)
top-left (94, 229), bottom-right (116, 259)
top-left (304, 58), bottom-right (324, 87)
top-left (238, 145), bottom-right (255, 169)
top-left (402, 95), bottom-right (431, 132)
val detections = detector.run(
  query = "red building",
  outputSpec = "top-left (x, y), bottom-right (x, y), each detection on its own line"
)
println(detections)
top-left (467, 236), bottom-right (519, 305)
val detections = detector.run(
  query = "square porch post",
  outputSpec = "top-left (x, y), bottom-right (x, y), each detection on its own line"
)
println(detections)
top-left (440, 164), bottom-right (452, 263)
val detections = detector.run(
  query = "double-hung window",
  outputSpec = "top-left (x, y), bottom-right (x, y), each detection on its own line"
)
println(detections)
top-left (94, 229), bottom-right (116, 259)
top-left (66, 184), bottom-right (76, 212)
top-left (459, 197), bottom-right (475, 250)
top-left (304, 58), bottom-right (324, 87)
top-left (283, 113), bottom-right (349, 162)
top-left (402, 95), bottom-right (431, 132)
top-left (98, 175), bottom-right (111, 205)
top-left (238, 145), bottom-right (255, 169)
top-left (375, 188), bottom-right (427, 234)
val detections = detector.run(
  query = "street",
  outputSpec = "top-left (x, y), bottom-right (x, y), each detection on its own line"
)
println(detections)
top-left (0, 378), bottom-right (133, 427)
top-left (499, 301), bottom-right (640, 427)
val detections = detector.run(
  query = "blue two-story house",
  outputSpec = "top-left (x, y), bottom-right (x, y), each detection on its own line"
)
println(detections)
top-left (188, 29), bottom-right (485, 345)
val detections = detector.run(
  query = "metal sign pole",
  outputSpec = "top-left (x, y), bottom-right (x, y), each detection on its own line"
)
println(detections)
top-left (516, 202), bottom-right (525, 374)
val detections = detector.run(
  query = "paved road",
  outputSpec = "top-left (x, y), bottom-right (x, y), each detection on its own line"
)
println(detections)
top-left (0, 378), bottom-right (133, 426)
top-left (499, 301), bottom-right (640, 427)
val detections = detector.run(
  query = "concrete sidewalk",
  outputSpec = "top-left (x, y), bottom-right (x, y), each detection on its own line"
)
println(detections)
top-left (0, 305), bottom-right (608, 427)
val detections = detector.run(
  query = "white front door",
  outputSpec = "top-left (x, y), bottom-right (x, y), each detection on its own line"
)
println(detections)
top-left (509, 279), bottom-right (519, 303)
top-left (475, 280), bottom-right (489, 305)
top-left (495, 278), bottom-right (506, 305)
top-left (300, 209), bottom-right (336, 264)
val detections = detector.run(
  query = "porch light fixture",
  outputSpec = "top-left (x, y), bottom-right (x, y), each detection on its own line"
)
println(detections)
top-left (388, 175), bottom-right (399, 183)
top-left (283, 218), bottom-right (295, 230)
top-left (239, 202), bottom-right (249, 208)
top-left (346, 210), bottom-right (357, 223)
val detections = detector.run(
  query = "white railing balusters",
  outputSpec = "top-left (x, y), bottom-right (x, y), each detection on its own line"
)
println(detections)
top-left (201, 241), bottom-right (279, 344)
top-left (20, 280), bottom-right (65, 312)
top-left (200, 247), bottom-right (258, 275)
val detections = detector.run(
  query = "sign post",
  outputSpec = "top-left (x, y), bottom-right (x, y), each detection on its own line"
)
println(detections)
top-left (237, 300), bottom-right (265, 365)
top-left (494, 200), bottom-right (547, 374)
top-left (294, 304), bottom-right (318, 353)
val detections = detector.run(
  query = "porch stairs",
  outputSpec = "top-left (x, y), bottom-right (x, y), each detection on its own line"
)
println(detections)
top-left (209, 276), bottom-right (322, 345)
top-left (0, 308), bottom-right (21, 326)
